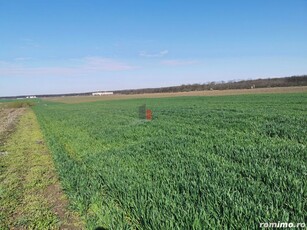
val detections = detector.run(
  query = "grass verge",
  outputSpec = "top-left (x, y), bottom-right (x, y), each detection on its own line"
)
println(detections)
top-left (0, 109), bottom-right (83, 229)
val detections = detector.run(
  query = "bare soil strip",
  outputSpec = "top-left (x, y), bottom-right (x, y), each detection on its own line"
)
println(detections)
top-left (0, 108), bottom-right (25, 146)
top-left (45, 86), bottom-right (307, 104)
top-left (0, 109), bottom-right (83, 229)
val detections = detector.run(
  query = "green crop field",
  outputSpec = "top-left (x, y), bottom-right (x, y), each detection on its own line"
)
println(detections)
top-left (33, 93), bottom-right (307, 229)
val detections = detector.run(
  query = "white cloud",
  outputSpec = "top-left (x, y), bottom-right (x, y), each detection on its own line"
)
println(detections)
top-left (139, 50), bottom-right (169, 58)
top-left (19, 38), bottom-right (41, 49)
top-left (161, 59), bottom-right (199, 66)
top-left (83, 57), bottom-right (136, 71)
top-left (14, 57), bottom-right (32, 61)
top-left (0, 57), bottom-right (137, 77)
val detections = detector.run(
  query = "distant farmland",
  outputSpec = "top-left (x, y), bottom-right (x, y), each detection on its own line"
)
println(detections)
top-left (45, 86), bottom-right (307, 104)
top-left (33, 93), bottom-right (307, 229)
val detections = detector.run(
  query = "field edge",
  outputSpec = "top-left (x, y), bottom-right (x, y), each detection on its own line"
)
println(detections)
top-left (0, 109), bottom-right (83, 229)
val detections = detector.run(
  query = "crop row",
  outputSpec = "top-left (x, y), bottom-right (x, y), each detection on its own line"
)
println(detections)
top-left (33, 94), bottom-right (307, 229)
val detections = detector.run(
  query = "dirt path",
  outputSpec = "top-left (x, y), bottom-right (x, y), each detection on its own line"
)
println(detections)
top-left (0, 109), bottom-right (83, 229)
top-left (0, 108), bottom-right (25, 146)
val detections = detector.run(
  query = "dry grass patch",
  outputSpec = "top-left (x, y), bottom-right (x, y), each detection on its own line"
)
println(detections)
top-left (0, 108), bottom-right (25, 147)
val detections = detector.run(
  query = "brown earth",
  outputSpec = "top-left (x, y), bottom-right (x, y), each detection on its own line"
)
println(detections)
top-left (0, 108), bottom-right (25, 146)
top-left (43, 182), bottom-right (83, 229)
top-left (45, 86), bottom-right (307, 104)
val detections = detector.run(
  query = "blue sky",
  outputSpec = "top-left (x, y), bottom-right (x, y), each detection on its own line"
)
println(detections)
top-left (1, 0), bottom-right (307, 96)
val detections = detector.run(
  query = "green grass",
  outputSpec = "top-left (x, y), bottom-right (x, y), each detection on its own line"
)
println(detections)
top-left (0, 110), bottom-right (82, 229)
top-left (33, 93), bottom-right (307, 229)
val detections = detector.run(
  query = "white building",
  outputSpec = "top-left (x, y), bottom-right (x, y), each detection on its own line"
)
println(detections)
top-left (92, 92), bottom-right (113, 96)
top-left (26, 96), bottom-right (37, 98)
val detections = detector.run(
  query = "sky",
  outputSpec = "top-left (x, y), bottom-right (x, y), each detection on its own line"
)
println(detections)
top-left (0, 0), bottom-right (307, 96)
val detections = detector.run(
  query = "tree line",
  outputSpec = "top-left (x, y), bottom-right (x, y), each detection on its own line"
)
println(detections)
top-left (114, 75), bottom-right (307, 94)
top-left (1, 75), bottom-right (306, 99)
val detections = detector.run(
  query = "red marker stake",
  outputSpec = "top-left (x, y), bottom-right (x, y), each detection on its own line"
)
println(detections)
top-left (146, 109), bottom-right (152, 120)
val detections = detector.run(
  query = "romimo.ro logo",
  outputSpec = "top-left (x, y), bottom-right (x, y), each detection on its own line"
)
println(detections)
top-left (259, 222), bottom-right (306, 228)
